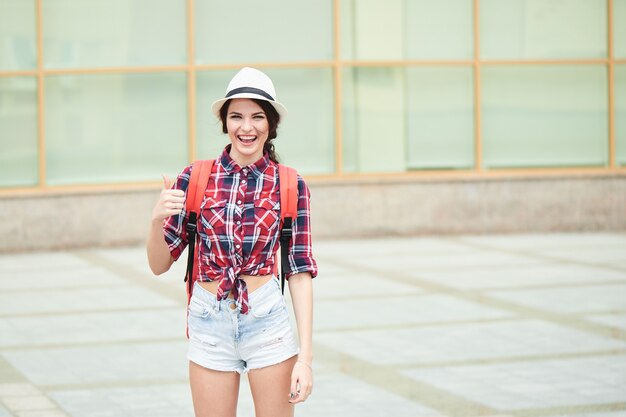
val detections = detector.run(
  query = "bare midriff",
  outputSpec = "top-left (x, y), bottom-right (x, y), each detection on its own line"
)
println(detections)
top-left (197, 273), bottom-right (274, 299)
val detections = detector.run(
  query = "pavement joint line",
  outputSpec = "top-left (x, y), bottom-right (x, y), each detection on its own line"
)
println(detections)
top-left (392, 348), bottom-right (626, 369)
top-left (312, 341), bottom-right (499, 417)
top-left (446, 236), bottom-right (626, 274)
top-left (506, 401), bottom-right (626, 417)
top-left (320, 256), bottom-right (626, 342)
top-left (0, 283), bottom-right (131, 294)
top-left (38, 378), bottom-right (191, 392)
top-left (315, 316), bottom-right (527, 334)
top-left (0, 306), bottom-right (182, 319)
top-left (0, 338), bottom-right (188, 352)
top-left (466, 279), bottom-right (626, 293)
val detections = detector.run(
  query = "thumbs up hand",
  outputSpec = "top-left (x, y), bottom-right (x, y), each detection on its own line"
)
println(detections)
top-left (152, 174), bottom-right (186, 222)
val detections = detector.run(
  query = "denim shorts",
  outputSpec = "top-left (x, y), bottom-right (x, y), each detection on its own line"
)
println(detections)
top-left (187, 277), bottom-right (299, 374)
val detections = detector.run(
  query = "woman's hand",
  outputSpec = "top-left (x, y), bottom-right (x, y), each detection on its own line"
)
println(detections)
top-left (289, 359), bottom-right (313, 404)
top-left (152, 175), bottom-right (185, 222)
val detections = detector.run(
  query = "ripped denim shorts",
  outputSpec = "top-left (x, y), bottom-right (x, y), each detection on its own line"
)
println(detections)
top-left (187, 276), bottom-right (299, 374)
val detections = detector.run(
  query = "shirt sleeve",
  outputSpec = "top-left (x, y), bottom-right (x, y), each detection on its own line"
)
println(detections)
top-left (286, 174), bottom-right (318, 279)
top-left (162, 164), bottom-right (193, 261)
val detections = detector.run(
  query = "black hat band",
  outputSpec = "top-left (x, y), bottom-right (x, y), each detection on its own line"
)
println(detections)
top-left (225, 87), bottom-right (274, 101)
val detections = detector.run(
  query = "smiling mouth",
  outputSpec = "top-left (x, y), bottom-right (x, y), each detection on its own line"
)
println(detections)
top-left (238, 135), bottom-right (257, 144)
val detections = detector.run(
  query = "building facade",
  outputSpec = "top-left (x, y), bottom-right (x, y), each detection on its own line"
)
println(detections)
top-left (1, 0), bottom-right (625, 251)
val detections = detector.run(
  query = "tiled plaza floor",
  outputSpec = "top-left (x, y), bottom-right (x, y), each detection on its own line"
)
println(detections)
top-left (0, 233), bottom-right (625, 417)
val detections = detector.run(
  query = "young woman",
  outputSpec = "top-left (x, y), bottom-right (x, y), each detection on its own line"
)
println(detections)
top-left (147, 67), bottom-right (317, 417)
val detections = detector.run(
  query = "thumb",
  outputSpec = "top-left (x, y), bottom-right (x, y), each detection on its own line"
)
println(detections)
top-left (162, 174), bottom-right (172, 190)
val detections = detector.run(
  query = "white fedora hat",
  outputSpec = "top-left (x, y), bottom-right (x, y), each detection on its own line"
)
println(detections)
top-left (211, 67), bottom-right (288, 120)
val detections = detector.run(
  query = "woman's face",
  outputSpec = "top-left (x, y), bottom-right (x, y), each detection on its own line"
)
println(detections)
top-left (226, 98), bottom-right (269, 166)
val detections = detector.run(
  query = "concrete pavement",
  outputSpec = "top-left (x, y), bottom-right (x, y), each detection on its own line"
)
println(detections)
top-left (0, 233), bottom-right (625, 417)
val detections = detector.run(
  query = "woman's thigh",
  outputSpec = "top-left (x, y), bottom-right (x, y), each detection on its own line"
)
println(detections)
top-left (189, 360), bottom-right (241, 417)
top-left (247, 355), bottom-right (297, 417)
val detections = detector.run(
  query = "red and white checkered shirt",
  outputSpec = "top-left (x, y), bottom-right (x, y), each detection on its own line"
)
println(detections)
top-left (163, 146), bottom-right (317, 314)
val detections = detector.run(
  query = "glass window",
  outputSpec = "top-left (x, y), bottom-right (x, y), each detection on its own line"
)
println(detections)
top-left (341, 0), bottom-right (405, 61)
top-left (405, 0), bottom-right (474, 60)
top-left (42, 0), bottom-right (186, 68)
top-left (616, 0), bottom-right (626, 58)
top-left (0, 77), bottom-right (38, 187)
top-left (480, 0), bottom-right (607, 60)
top-left (406, 66), bottom-right (474, 169)
top-left (342, 67), bottom-right (406, 173)
top-left (342, 0), bottom-right (473, 61)
top-left (0, 0), bottom-right (36, 70)
top-left (195, 0), bottom-right (333, 64)
top-left (616, 65), bottom-right (626, 166)
top-left (481, 65), bottom-right (608, 168)
top-left (45, 73), bottom-right (188, 185)
top-left (197, 67), bottom-right (335, 175)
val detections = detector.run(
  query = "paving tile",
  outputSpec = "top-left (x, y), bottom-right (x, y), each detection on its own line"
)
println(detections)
top-left (315, 320), bottom-right (626, 366)
top-left (295, 373), bottom-right (437, 417)
top-left (585, 313), bottom-right (626, 330)
top-left (0, 286), bottom-right (178, 316)
top-left (486, 283), bottom-right (626, 314)
top-left (2, 342), bottom-right (188, 385)
top-left (3, 395), bottom-right (56, 411)
top-left (314, 294), bottom-right (514, 331)
top-left (50, 384), bottom-right (193, 417)
top-left (314, 270), bottom-right (422, 300)
top-left (564, 411), bottom-right (626, 417)
top-left (0, 309), bottom-right (185, 347)
top-left (15, 411), bottom-right (69, 417)
top-left (458, 233), bottom-right (626, 251)
top-left (314, 237), bottom-right (468, 258)
top-left (413, 263), bottom-right (626, 290)
top-left (536, 246), bottom-right (626, 265)
top-left (402, 355), bottom-right (626, 409)
top-left (0, 267), bottom-right (128, 291)
top-left (0, 383), bottom-right (40, 397)
top-left (353, 250), bottom-right (547, 272)
top-left (0, 252), bottom-right (93, 272)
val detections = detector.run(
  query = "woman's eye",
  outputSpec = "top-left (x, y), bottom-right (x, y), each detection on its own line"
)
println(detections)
top-left (230, 115), bottom-right (241, 120)
top-left (254, 115), bottom-right (266, 120)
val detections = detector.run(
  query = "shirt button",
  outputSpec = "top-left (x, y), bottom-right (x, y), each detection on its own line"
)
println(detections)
top-left (241, 180), bottom-right (246, 184)
top-left (236, 220), bottom-right (241, 225)
top-left (236, 244), bottom-right (241, 249)
top-left (237, 200), bottom-right (242, 205)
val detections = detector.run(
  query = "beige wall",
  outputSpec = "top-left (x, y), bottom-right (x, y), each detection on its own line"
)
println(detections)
top-left (1, 175), bottom-right (625, 252)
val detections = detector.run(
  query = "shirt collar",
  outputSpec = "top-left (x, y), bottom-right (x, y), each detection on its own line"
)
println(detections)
top-left (219, 145), bottom-right (271, 178)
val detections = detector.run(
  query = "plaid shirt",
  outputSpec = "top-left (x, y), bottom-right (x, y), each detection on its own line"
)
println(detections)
top-left (163, 146), bottom-right (318, 314)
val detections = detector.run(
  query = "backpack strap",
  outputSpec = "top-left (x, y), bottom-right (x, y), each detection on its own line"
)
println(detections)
top-left (278, 164), bottom-right (299, 294)
top-left (184, 160), bottom-right (214, 305)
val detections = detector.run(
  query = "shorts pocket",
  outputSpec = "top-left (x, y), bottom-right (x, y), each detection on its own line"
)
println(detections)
top-left (188, 296), bottom-right (215, 319)
top-left (251, 294), bottom-right (285, 319)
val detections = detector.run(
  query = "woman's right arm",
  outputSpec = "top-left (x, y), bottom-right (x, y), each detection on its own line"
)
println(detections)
top-left (146, 175), bottom-right (185, 275)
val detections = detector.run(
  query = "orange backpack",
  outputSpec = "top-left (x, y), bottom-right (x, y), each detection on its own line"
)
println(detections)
top-left (182, 159), bottom-right (299, 307)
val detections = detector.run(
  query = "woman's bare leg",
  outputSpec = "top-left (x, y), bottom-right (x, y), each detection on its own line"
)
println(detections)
top-left (189, 361), bottom-right (241, 417)
top-left (247, 355), bottom-right (297, 417)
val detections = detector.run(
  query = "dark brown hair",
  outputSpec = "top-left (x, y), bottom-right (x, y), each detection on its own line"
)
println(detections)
top-left (219, 98), bottom-right (281, 164)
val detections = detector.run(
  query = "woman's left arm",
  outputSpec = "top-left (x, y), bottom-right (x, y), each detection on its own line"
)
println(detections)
top-left (288, 271), bottom-right (313, 403)
top-left (286, 174), bottom-right (317, 403)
